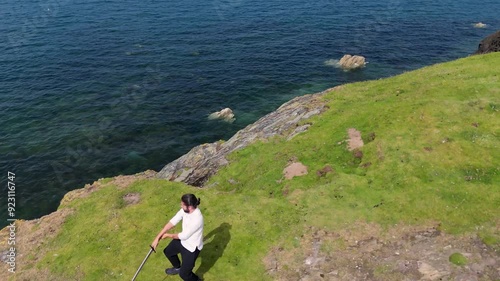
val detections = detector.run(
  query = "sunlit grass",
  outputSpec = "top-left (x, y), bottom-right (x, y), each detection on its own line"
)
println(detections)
top-left (19, 53), bottom-right (500, 280)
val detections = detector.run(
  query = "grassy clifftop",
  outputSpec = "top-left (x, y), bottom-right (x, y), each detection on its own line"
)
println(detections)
top-left (2, 53), bottom-right (499, 280)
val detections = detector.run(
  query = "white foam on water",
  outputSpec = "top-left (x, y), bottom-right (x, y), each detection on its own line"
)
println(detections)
top-left (473, 22), bottom-right (487, 28)
top-left (324, 59), bottom-right (340, 68)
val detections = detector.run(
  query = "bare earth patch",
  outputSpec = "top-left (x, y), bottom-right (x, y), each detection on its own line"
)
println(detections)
top-left (0, 208), bottom-right (75, 281)
top-left (348, 128), bottom-right (364, 151)
top-left (114, 170), bottom-right (156, 189)
top-left (0, 170), bottom-right (157, 280)
top-left (264, 222), bottom-right (499, 281)
top-left (283, 162), bottom-right (309, 179)
top-left (123, 192), bottom-right (141, 206)
top-left (59, 170), bottom-right (156, 207)
top-left (113, 175), bottom-right (139, 189)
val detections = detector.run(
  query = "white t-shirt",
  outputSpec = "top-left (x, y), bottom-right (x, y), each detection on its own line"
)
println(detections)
top-left (169, 208), bottom-right (204, 252)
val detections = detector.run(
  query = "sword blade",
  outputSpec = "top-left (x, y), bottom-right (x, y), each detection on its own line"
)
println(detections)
top-left (131, 246), bottom-right (156, 281)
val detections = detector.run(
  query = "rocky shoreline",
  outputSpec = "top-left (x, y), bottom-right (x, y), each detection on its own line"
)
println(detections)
top-left (156, 86), bottom-right (340, 186)
top-left (0, 85), bottom-right (338, 279)
top-left (2, 33), bottom-right (499, 278)
top-left (4, 30), bottom-right (499, 233)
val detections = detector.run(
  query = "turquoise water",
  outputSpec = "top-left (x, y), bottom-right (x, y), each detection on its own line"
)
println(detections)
top-left (1, 0), bottom-right (499, 225)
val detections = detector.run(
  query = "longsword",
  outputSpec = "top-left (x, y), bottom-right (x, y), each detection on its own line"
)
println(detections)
top-left (131, 245), bottom-right (156, 281)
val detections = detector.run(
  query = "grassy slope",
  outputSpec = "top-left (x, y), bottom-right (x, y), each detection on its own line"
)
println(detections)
top-left (26, 53), bottom-right (500, 280)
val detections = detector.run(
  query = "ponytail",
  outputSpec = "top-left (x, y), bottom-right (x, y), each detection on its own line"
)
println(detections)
top-left (181, 194), bottom-right (200, 208)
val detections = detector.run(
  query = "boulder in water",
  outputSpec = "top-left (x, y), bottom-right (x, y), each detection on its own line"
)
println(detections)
top-left (338, 54), bottom-right (366, 70)
top-left (208, 108), bottom-right (235, 123)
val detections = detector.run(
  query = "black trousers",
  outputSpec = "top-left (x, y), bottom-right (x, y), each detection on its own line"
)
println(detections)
top-left (164, 239), bottom-right (200, 281)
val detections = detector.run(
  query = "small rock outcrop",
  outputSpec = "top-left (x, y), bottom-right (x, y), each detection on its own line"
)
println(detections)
top-left (157, 87), bottom-right (341, 186)
top-left (338, 54), bottom-right (366, 70)
top-left (475, 30), bottom-right (500, 54)
top-left (208, 108), bottom-right (235, 123)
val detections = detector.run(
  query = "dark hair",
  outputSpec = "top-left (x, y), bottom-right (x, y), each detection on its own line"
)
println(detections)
top-left (181, 194), bottom-right (200, 208)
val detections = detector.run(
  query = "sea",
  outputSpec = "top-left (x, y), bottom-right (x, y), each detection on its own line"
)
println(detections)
top-left (1, 0), bottom-right (499, 227)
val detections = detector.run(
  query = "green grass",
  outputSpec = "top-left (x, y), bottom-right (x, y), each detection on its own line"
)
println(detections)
top-left (16, 53), bottom-right (500, 280)
top-left (449, 253), bottom-right (468, 266)
top-left (36, 179), bottom-right (300, 281)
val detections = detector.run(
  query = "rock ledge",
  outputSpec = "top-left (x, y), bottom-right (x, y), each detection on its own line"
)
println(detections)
top-left (156, 87), bottom-right (341, 186)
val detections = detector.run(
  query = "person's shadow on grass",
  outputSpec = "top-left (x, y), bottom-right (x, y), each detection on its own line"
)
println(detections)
top-left (196, 222), bottom-right (232, 278)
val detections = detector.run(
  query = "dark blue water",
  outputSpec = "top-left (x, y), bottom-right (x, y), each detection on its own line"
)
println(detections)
top-left (1, 0), bottom-right (498, 226)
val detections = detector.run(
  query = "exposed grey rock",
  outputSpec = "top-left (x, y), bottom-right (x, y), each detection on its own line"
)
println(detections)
top-left (287, 124), bottom-right (311, 141)
top-left (157, 87), bottom-right (338, 186)
top-left (418, 261), bottom-right (449, 280)
top-left (475, 30), bottom-right (500, 54)
top-left (0, 250), bottom-right (9, 263)
top-left (208, 107), bottom-right (235, 123)
top-left (338, 54), bottom-right (366, 70)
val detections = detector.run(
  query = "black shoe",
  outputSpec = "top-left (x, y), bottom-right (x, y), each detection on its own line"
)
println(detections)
top-left (165, 267), bottom-right (181, 275)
